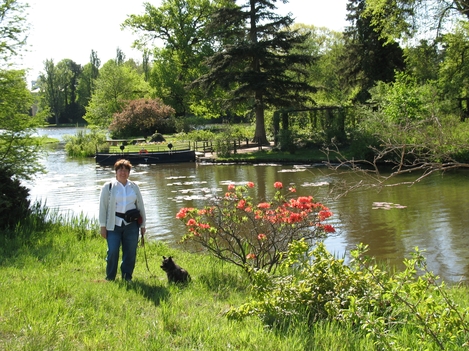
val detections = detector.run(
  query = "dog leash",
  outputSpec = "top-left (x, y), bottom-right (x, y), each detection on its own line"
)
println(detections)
top-left (141, 235), bottom-right (155, 277)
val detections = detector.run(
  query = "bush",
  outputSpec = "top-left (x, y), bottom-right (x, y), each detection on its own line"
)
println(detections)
top-left (176, 181), bottom-right (335, 274)
top-left (64, 129), bottom-right (107, 157)
top-left (228, 240), bottom-right (469, 350)
top-left (109, 98), bottom-right (176, 138)
top-left (0, 167), bottom-right (31, 231)
top-left (149, 132), bottom-right (166, 143)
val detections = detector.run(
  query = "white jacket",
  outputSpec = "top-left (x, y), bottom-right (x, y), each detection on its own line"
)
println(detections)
top-left (99, 179), bottom-right (146, 230)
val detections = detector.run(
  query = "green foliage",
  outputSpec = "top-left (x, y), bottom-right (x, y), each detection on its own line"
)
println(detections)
top-left (0, 166), bottom-right (30, 231)
top-left (37, 59), bottom-right (85, 125)
top-left (122, 0), bottom-right (217, 117)
top-left (438, 21), bottom-right (469, 106)
top-left (0, 69), bottom-right (45, 180)
top-left (371, 72), bottom-right (431, 124)
top-left (183, 129), bottom-right (216, 142)
top-left (228, 240), bottom-right (469, 350)
top-left (63, 128), bottom-right (107, 157)
top-left (342, 0), bottom-right (405, 104)
top-left (84, 60), bottom-right (151, 128)
top-left (277, 129), bottom-right (297, 153)
top-left (109, 98), bottom-right (176, 138)
top-left (177, 181), bottom-right (334, 274)
top-left (0, 0), bottom-right (29, 62)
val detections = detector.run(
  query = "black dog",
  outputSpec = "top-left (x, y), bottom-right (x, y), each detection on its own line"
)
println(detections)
top-left (160, 256), bottom-right (191, 283)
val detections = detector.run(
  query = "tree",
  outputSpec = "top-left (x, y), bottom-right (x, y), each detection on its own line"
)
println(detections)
top-left (38, 58), bottom-right (84, 124)
top-left (0, 0), bottom-right (29, 63)
top-left (363, 0), bottom-right (469, 43)
top-left (404, 39), bottom-right (442, 84)
top-left (39, 59), bottom-right (61, 124)
top-left (84, 60), bottom-right (151, 128)
top-left (0, 69), bottom-right (44, 180)
top-left (122, 0), bottom-right (217, 117)
top-left (194, 0), bottom-right (316, 145)
top-left (109, 98), bottom-right (176, 138)
top-left (77, 50), bottom-right (101, 107)
top-left (295, 24), bottom-right (347, 105)
top-left (341, 0), bottom-right (405, 103)
top-left (115, 47), bottom-right (126, 65)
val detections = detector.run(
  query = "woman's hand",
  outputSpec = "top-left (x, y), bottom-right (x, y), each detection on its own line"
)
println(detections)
top-left (100, 226), bottom-right (107, 239)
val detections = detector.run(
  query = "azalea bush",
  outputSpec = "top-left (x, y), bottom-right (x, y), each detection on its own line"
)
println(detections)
top-left (176, 181), bottom-right (335, 273)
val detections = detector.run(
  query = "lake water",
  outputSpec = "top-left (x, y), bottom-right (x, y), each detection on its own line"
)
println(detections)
top-left (25, 127), bottom-right (469, 284)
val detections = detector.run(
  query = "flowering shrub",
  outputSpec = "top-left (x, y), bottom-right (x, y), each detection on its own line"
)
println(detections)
top-left (176, 181), bottom-right (335, 273)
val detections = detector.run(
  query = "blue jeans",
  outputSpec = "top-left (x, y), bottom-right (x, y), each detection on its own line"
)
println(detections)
top-left (105, 221), bottom-right (139, 281)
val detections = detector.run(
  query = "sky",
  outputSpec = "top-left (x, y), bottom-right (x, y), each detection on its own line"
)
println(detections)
top-left (15, 0), bottom-right (348, 86)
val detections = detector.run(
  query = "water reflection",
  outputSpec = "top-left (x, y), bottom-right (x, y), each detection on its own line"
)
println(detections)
top-left (25, 128), bottom-right (469, 283)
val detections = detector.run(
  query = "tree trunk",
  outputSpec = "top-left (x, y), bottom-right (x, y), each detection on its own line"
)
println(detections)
top-left (252, 96), bottom-right (269, 145)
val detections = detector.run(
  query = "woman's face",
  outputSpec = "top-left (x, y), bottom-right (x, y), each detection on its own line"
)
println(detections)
top-left (116, 166), bottom-right (130, 184)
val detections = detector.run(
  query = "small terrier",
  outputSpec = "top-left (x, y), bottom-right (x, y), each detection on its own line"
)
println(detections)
top-left (160, 256), bottom-right (191, 283)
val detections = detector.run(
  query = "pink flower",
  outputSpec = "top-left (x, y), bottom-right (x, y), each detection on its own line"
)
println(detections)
top-left (246, 182), bottom-right (255, 188)
top-left (246, 253), bottom-right (256, 260)
top-left (289, 187), bottom-right (296, 193)
top-left (257, 233), bottom-right (267, 240)
top-left (257, 202), bottom-right (271, 209)
top-left (274, 181), bottom-right (283, 189)
top-left (228, 184), bottom-right (235, 191)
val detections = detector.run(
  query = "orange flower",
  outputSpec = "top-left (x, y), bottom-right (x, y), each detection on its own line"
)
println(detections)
top-left (274, 181), bottom-right (283, 189)
top-left (246, 253), bottom-right (256, 259)
top-left (247, 182), bottom-right (255, 188)
top-left (228, 184), bottom-right (235, 191)
top-left (257, 202), bottom-right (271, 209)
top-left (176, 207), bottom-right (193, 219)
top-left (318, 210), bottom-right (332, 221)
top-left (186, 218), bottom-right (197, 226)
top-left (257, 233), bottom-right (267, 240)
top-left (237, 199), bottom-right (246, 209)
top-left (323, 224), bottom-right (336, 233)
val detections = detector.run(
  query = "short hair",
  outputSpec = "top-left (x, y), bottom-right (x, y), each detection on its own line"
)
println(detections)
top-left (114, 159), bottom-right (132, 172)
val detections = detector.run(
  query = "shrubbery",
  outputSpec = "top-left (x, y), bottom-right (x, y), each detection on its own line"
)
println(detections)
top-left (64, 129), bottom-right (107, 157)
top-left (227, 240), bottom-right (469, 350)
top-left (0, 167), bottom-right (30, 231)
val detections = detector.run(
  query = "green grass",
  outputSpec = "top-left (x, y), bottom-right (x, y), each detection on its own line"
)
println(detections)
top-left (0, 209), bottom-right (467, 350)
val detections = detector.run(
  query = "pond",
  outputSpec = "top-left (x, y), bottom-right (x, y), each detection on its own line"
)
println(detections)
top-left (25, 127), bottom-right (469, 284)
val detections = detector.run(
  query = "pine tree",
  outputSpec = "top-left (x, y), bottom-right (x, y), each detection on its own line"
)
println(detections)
top-left (194, 0), bottom-right (316, 144)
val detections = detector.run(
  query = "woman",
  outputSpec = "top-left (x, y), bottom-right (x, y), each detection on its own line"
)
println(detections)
top-left (99, 159), bottom-right (146, 281)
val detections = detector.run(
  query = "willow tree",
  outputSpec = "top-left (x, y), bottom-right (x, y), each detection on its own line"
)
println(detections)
top-left (193, 0), bottom-right (316, 145)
